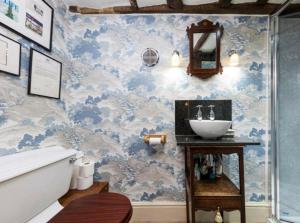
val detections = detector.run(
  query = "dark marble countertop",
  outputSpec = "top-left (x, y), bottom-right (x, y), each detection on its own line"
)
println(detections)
top-left (176, 135), bottom-right (260, 146)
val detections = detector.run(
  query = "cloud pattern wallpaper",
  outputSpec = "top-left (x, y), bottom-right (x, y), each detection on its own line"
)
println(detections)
top-left (0, 0), bottom-right (270, 202)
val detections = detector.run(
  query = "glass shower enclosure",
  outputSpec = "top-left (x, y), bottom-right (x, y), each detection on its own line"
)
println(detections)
top-left (271, 8), bottom-right (300, 223)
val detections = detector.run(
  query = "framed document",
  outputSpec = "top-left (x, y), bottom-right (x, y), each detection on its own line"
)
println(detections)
top-left (28, 48), bottom-right (62, 99)
top-left (0, 33), bottom-right (21, 76)
top-left (0, 0), bottom-right (53, 51)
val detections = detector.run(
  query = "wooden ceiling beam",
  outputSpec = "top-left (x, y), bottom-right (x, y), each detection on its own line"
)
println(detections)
top-left (280, 4), bottom-right (300, 15)
top-left (271, 0), bottom-right (293, 15)
top-left (219, 0), bottom-right (232, 8)
top-left (69, 3), bottom-right (300, 15)
top-left (129, 0), bottom-right (138, 10)
top-left (69, 6), bottom-right (121, 14)
top-left (256, 0), bottom-right (268, 5)
top-left (167, 0), bottom-right (183, 10)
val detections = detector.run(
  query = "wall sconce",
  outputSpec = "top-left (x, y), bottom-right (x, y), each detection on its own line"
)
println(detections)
top-left (229, 50), bottom-right (239, 66)
top-left (171, 50), bottom-right (181, 67)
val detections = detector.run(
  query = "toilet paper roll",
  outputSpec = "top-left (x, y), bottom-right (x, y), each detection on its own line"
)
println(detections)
top-left (70, 165), bottom-right (79, 189)
top-left (70, 155), bottom-right (83, 189)
top-left (149, 137), bottom-right (161, 145)
top-left (79, 161), bottom-right (95, 178)
top-left (77, 176), bottom-right (93, 190)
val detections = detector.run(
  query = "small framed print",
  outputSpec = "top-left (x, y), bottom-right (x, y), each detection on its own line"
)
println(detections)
top-left (0, 0), bottom-right (54, 51)
top-left (28, 48), bottom-right (62, 99)
top-left (0, 33), bottom-right (21, 76)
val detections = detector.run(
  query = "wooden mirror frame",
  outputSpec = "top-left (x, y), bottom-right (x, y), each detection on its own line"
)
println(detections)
top-left (187, 19), bottom-right (224, 78)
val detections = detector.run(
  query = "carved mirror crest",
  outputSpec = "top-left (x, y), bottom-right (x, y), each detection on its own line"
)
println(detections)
top-left (187, 19), bottom-right (224, 78)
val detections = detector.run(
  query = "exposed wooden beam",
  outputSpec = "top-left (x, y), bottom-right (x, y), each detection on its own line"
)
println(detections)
top-left (256, 0), bottom-right (268, 5)
top-left (279, 3), bottom-right (300, 15)
top-left (167, 0), bottom-right (183, 10)
top-left (271, 0), bottom-right (293, 15)
top-left (69, 5), bottom-right (119, 14)
top-left (69, 4), bottom-right (169, 14)
top-left (129, 0), bottom-right (138, 10)
top-left (219, 0), bottom-right (231, 8)
top-left (69, 3), bottom-right (300, 15)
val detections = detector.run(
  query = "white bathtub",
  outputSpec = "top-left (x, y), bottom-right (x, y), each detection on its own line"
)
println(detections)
top-left (0, 147), bottom-right (77, 223)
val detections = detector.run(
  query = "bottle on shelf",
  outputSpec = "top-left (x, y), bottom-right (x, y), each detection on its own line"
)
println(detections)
top-left (194, 163), bottom-right (201, 181)
top-left (194, 154), bottom-right (202, 181)
top-left (200, 155), bottom-right (209, 179)
top-left (209, 155), bottom-right (216, 180)
top-left (216, 154), bottom-right (223, 179)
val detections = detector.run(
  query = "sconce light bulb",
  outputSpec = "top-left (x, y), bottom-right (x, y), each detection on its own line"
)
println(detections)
top-left (229, 51), bottom-right (239, 66)
top-left (171, 50), bottom-right (181, 67)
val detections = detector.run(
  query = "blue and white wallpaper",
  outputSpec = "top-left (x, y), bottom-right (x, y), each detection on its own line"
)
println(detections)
top-left (0, 0), bottom-right (270, 202)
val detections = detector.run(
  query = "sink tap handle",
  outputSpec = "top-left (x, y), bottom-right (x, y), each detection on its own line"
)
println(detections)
top-left (193, 105), bottom-right (203, 109)
top-left (195, 105), bottom-right (203, 120)
top-left (208, 105), bottom-right (215, 120)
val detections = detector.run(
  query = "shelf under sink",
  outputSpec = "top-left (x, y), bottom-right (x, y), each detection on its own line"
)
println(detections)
top-left (194, 174), bottom-right (240, 197)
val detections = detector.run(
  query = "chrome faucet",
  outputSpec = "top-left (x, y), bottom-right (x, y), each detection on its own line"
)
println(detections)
top-left (208, 105), bottom-right (215, 120)
top-left (195, 105), bottom-right (203, 120)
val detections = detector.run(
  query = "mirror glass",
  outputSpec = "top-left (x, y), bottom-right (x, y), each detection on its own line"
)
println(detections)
top-left (192, 32), bottom-right (217, 69)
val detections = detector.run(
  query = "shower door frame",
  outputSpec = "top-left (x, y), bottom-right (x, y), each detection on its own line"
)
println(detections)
top-left (270, 2), bottom-right (298, 222)
top-left (270, 14), bottom-right (280, 222)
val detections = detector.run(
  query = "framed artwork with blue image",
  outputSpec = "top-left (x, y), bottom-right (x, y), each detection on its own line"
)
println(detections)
top-left (0, 0), bottom-right (53, 51)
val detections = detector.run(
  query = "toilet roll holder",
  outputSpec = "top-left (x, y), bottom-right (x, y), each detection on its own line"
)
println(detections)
top-left (144, 134), bottom-right (167, 144)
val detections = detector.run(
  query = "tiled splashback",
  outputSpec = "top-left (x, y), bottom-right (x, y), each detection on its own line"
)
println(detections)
top-left (175, 100), bottom-right (232, 136)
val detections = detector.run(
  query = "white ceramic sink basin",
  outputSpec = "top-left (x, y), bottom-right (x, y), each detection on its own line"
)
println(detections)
top-left (189, 120), bottom-right (232, 139)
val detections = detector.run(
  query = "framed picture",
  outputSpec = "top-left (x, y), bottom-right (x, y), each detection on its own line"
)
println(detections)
top-left (0, 0), bottom-right (53, 51)
top-left (28, 48), bottom-right (62, 99)
top-left (0, 33), bottom-right (21, 76)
